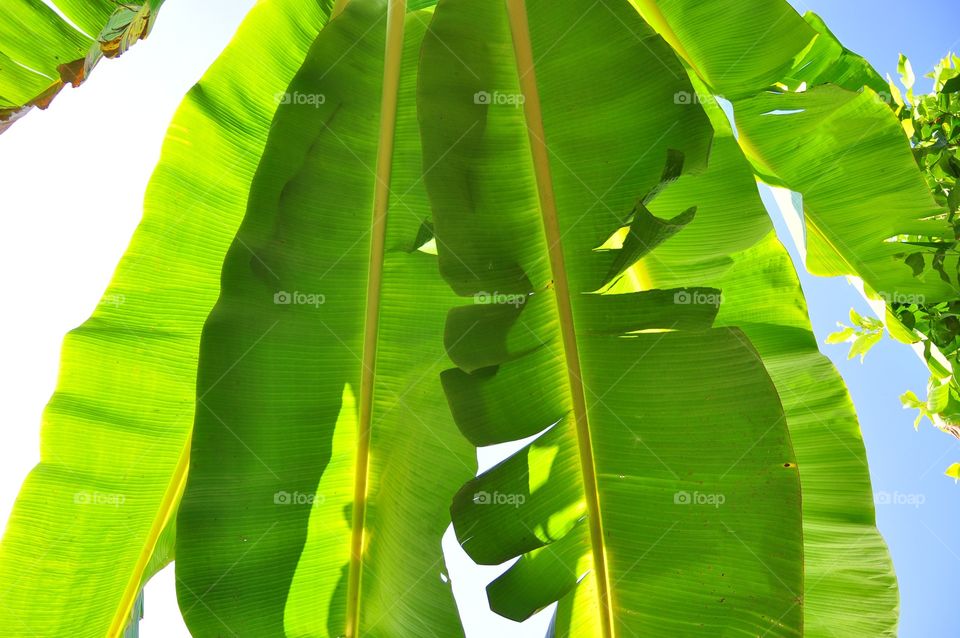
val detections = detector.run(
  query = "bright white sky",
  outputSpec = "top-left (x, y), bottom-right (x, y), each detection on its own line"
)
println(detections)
top-left (0, 1), bottom-right (548, 635)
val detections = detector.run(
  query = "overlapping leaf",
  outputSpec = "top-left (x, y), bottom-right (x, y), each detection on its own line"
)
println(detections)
top-left (639, 0), bottom-right (954, 302)
top-left (175, 2), bottom-right (474, 636)
top-left (420, 0), bottom-right (807, 635)
top-left (633, 85), bottom-right (898, 637)
top-left (0, 0), bottom-right (337, 634)
top-left (0, 1), bottom-right (912, 637)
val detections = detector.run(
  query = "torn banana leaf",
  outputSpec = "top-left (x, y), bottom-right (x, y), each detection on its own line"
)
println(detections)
top-left (175, 2), bottom-right (473, 636)
top-left (420, 0), bottom-right (806, 634)
top-left (0, 0), bottom-right (165, 133)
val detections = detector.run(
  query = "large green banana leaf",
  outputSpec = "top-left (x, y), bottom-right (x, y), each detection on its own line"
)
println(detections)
top-left (0, 0), bottom-right (167, 133)
top-left (420, 0), bottom-right (810, 635)
top-left (640, 0), bottom-right (960, 461)
top-left (419, 0), bottom-right (896, 635)
top-left (0, 0), bottom-right (337, 634)
top-left (0, 0), bottom-right (910, 636)
top-left (633, 84), bottom-right (898, 637)
top-left (636, 1), bottom-right (954, 302)
top-left (735, 84), bottom-right (954, 301)
top-left (174, 2), bottom-right (475, 636)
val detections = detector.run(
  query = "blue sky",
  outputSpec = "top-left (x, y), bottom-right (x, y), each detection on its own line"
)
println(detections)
top-left (779, 2), bottom-right (960, 636)
top-left (788, 0), bottom-right (959, 95)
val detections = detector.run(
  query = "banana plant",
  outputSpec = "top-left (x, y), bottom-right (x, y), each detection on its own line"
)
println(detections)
top-left (422, 1), bottom-right (893, 635)
top-left (1, 0), bottom-right (937, 636)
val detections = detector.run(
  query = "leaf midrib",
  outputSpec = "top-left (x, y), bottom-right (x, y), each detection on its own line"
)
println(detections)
top-left (108, 434), bottom-right (191, 637)
top-left (504, 1), bottom-right (615, 635)
top-left (344, 0), bottom-right (407, 636)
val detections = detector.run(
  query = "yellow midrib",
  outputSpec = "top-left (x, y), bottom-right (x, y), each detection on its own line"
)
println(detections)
top-left (108, 433), bottom-right (191, 637)
top-left (504, 1), bottom-right (615, 636)
top-left (345, 0), bottom-right (407, 636)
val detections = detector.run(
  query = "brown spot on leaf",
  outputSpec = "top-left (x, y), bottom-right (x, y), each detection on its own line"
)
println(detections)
top-left (0, 79), bottom-right (66, 133)
top-left (32, 82), bottom-right (66, 110)
top-left (0, 106), bottom-right (30, 134)
top-left (58, 58), bottom-right (88, 87)
top-left (1, 3), bottom-right (159, 134)
top-left (99, 4), bottom-right (154, 59)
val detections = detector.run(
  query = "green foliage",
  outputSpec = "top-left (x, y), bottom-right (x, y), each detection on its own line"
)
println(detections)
top-left (887, 53), bottom-right (960, 286)
top-left (0, 0), bottom-right (936, 636)
top-left (0, 0), bottom-right (338, 635)
top-left (946, 462), bottom-right (960, 481)
top-left (821, 53), bottom-right (960, 476)
top-left (869, 55), bottom-right (960, 445)
top-left (826, 308), bottom-right (885, 361)
top-left (901, 382), bottom-right (960, 430)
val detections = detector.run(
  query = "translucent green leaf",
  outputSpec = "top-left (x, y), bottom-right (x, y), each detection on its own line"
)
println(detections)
top-left (898, 53), bottom-right (915, 97)
top-left (0, 0), bottom-right (337, 634)
top-left (928, 382), bottom-right (952, 413)
top-left (420, 0), bottom-right (894, 634)
top-left (175, 3), bottom-right (472, 636)
top-left (945, 463), bottom-right (960, 481)
top-left (826, 326), bottom-right (856, 344)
